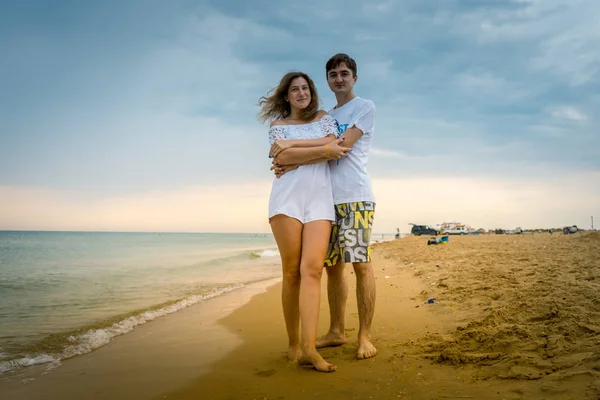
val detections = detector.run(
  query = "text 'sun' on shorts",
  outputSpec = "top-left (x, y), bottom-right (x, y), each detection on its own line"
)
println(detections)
top-left (324, 201), bottom-right (375, 267)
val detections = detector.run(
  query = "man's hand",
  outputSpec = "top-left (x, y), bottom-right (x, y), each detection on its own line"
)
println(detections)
top-left (327, 138), bottom-right (351, 160)
top-left (271, 161), bottom-right (299, 178)
top-left (269, 140), bottom-right (294, 158)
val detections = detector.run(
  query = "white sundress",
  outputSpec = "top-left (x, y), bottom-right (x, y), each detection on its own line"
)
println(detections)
top-left (268, 115), bottom-right (339, 224)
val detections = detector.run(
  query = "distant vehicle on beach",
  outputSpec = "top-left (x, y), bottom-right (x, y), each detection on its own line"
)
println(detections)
top-left (442, 226), bottom-right (468, 235)
top-left (563, 225), bottom-right (579, 234)
top-left (506, 227), bottom-right (523, 235)
top-left (410, 224), bottom-right (439, 236)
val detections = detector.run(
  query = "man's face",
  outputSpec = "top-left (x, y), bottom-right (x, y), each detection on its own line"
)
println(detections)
top-left (327, 62), bottom-right (357, 95)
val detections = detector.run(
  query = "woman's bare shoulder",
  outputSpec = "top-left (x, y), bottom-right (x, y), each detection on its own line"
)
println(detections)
top-left (315, 110), bottom-right (329, 120)
top-left (270, 120), bottom-right (285, 128)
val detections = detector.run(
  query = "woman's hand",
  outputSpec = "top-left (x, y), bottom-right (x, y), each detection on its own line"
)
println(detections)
top-left (326, 138), bottom-right (351, 160)
top-left (271, 161), bottom-right (299, 178)
top-left (269, 140), bottom-right (294, 158)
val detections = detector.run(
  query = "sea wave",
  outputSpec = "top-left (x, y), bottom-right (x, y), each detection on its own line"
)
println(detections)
top-left (0, 283), bottom-right (245, 375)
top-left (250, 249), bottom-right (279, 258)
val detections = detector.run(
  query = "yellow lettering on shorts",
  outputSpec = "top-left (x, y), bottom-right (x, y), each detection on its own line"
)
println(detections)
top-left (354, 211), bottom-right (370, 229)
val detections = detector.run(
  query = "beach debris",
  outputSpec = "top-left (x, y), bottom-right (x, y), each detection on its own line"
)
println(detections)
top-left (431, 282), bottom-right (437, 286)
top-left (427, 298), bottom-right (436, 304)
top-left (385, 275), bottom-right (390, 279)
top-left (428, 236), bottom-right (449, 245)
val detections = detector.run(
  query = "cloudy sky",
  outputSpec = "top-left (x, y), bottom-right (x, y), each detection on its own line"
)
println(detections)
top-left (1, 0), bottom-right (598, 233)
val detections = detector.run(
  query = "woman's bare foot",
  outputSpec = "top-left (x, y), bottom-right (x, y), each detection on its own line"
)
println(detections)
top-left (299, 349), bottom-right (337, 372)
top-left (316, 332), bottom-right (347, 348)
top-left (357, 336), bottom-right (377, 359)
top-left (287, 345), bottom-right (302, 362)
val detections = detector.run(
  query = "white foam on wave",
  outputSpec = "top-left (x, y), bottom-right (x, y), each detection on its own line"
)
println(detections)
top-left (0, 354), bottom-right (57, 373)
top-left (0, 283), bottom-right (245, 375)
top-left (253, 249), bottom-right (279, 257)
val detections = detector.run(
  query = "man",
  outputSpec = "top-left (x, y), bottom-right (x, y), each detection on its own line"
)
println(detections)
top-left (272, 53), bottom-right (377, 360)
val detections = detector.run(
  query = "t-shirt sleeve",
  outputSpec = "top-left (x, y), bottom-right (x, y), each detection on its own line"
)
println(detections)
top-left (351, 101), bottom-right (376, 136)
top-left (320, 114), bottom-right (341, 137)
top-left (268, 126), bottom-right (286, 146)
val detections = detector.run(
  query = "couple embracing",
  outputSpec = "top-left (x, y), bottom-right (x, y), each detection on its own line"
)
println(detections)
top-left (259, 53), bottom-right (377, 372)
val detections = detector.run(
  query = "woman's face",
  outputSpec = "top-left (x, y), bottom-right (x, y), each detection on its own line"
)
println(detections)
top-left (286, 77), bottom-right (311, 111)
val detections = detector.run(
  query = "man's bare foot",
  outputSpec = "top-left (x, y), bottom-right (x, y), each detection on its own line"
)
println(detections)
top-left (357, 336), bottom-right (377, 359)
top-left (287, 346), bottom-right (301, 362)
top-left (316, 332), bottom-right (347, 349)
top-left (299, 349), bottom-right (337, 372)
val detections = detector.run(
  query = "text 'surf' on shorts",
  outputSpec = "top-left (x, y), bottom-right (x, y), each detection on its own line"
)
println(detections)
top-left (324, 201), bottom-right (375, 267)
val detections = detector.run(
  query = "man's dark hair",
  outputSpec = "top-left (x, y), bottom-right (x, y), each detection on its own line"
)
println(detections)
top-left (326, 53), bottom-right (357, 78)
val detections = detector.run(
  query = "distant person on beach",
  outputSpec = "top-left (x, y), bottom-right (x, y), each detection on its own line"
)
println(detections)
top-left (270, 54), bottom-right (378, 360)
top-left (260, 71), bottom-right (349, 372)
top-left (395, 228), bottom-right (400, 239)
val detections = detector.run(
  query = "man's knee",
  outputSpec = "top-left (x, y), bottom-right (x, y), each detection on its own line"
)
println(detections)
top-left (326, 261), bottom-right (345, 278)
top-left (352, 262), bottom-right (373, 277)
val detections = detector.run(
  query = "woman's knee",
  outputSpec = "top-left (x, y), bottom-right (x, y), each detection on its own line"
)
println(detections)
top-left (300, 260), bottom-right (325, 280)
top-left (282, 257), bottom-right (301, 282)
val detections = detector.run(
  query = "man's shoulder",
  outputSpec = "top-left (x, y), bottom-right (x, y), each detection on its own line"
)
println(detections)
top-left (355, 97), bottom-right (375, 111)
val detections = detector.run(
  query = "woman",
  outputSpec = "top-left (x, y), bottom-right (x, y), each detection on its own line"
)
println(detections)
top-left (259, 72), bottom-right (348, 372)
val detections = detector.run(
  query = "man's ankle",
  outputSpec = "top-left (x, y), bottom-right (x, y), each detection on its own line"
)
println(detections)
top-left (329, 327), bottom-right (345, 337)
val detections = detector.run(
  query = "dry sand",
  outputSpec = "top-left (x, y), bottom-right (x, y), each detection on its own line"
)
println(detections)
top-left (164, 232), bottom-right (600, 400)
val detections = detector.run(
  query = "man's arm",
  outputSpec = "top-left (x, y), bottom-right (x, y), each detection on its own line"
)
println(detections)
top-left (338, 101), bottom-right (375, 148)
top-left (275, 123), bottom-right (365, 166)
top-left (339, 126), bottom-right (364, 148)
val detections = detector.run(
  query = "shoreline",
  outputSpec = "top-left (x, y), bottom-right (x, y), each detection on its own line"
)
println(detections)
top-left (0, 277), bottom-right (281, 400)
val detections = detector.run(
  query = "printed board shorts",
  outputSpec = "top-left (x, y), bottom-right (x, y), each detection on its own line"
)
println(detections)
top-left (324, 201), bottom-right (375, 267)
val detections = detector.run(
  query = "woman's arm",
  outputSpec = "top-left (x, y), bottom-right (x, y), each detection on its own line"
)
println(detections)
top-left (274, 138), bottom-right (349, 166)
top-left (269, 111), bottom-right (340, 157)
top-left (269, 135), bottom-right (337, 158)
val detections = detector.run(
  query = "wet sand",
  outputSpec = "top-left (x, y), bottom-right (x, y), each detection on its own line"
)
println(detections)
top-left (2, 233), bottom-right (599, 400)
top-left (0, 279), bottom-right (280, 400)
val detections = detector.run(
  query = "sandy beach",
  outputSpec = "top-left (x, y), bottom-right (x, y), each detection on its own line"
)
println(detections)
top-left (2, 232), bottom-right (599, 400)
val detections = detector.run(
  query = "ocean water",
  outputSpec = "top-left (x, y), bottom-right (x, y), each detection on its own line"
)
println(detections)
top-left (0, 231), bottom-right (280, 375)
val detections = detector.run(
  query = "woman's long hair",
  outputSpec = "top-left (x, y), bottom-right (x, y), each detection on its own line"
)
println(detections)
top-left (258, 72), bottom-right (320, 124)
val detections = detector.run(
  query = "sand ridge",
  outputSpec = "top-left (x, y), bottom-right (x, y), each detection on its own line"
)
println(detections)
top-left (380, 232), bottom-right (600, 397)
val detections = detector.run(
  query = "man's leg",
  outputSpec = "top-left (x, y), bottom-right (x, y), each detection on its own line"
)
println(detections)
top-left (349, 201), bottom-right (377, 359)
top-left (316, 259), bottom-right (348, 348)
top-left (353, 261), bottom-right (377, 359)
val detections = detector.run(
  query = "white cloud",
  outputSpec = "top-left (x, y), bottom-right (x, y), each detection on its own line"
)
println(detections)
top-left (370, 147), bottom-right (409, 158)
top-left (551, 106), bottom-right (588, 121)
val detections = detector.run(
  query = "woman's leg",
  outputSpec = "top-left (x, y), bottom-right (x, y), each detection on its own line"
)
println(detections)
top-left (269, 215), bottom-right (303, 361)
top-left (298, 219), bottom-right (337, 372)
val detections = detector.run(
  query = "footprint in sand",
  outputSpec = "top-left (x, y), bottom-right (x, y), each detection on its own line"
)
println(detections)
top-left (255, 369), bottom-right (276, 378)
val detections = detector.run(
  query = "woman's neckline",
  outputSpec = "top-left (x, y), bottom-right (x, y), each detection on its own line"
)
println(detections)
top-left (276, 116), bottom-right (326, 127)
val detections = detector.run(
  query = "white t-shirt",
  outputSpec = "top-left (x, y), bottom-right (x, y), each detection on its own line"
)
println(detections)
top-left (328, 97), bottom-right (376, 204)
